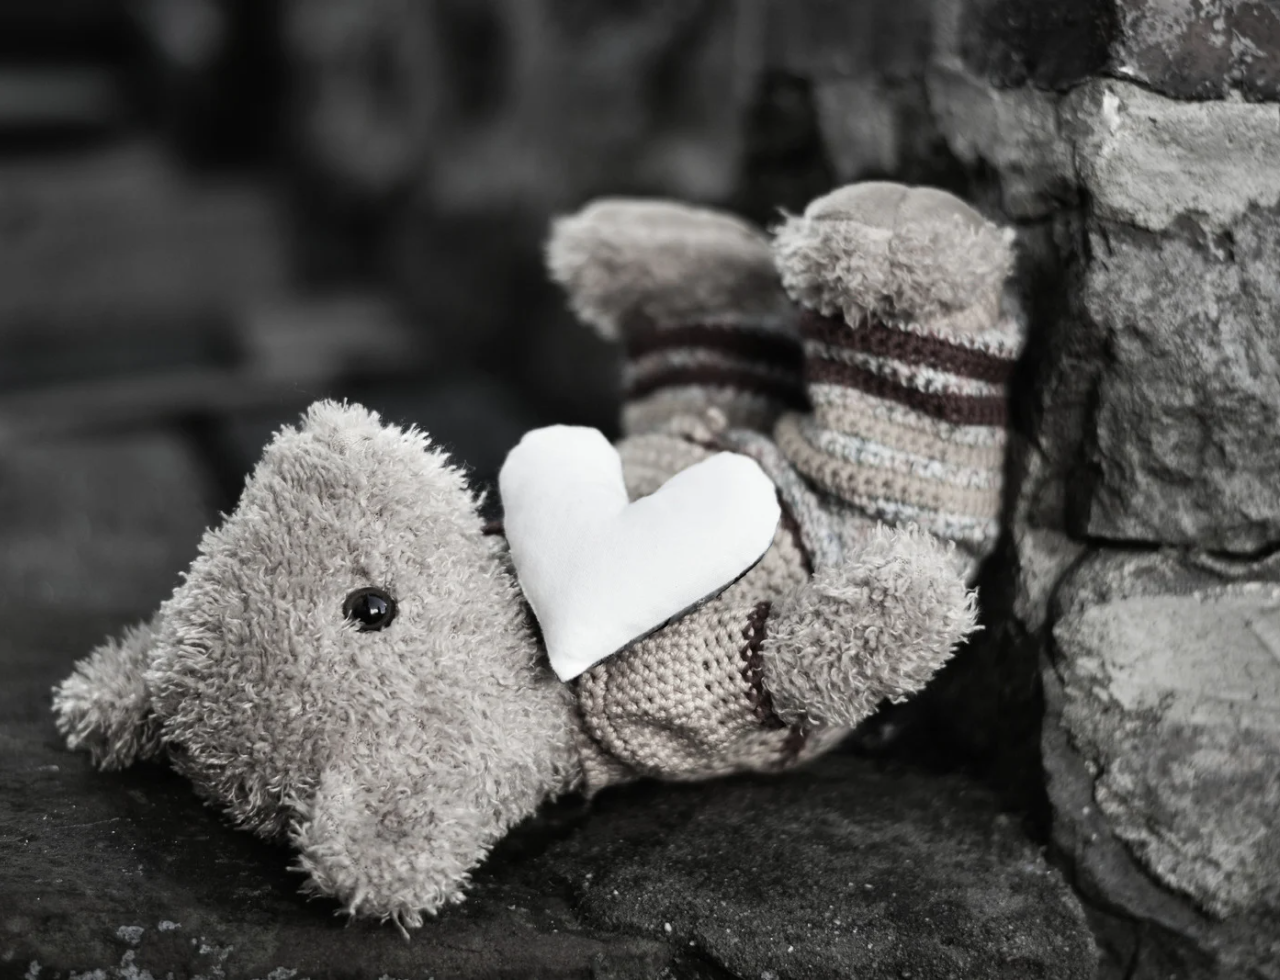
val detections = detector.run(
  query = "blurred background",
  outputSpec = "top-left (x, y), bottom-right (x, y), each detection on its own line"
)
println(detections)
top-left (1, 0), bottom-right (986, 614)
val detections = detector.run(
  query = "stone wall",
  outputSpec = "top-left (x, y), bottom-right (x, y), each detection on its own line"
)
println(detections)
top-left (913, 6), bottom-right (1280, 978)
top-left (279, 2), bottom-right (1280, 976)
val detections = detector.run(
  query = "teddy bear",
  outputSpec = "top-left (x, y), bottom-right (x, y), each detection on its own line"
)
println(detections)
top-left (52, 181), bottom-right (1020, 931)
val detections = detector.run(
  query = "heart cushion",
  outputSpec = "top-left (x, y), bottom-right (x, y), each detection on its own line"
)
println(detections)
top-left (499, 426), bottom-right (781, 681)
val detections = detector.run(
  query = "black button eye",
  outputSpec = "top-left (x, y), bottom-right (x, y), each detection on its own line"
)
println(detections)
top-left (343, 587), bottom-right (397, 632)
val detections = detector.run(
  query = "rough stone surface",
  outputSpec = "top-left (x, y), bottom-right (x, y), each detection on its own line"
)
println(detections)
top-left (938, 0), bottom-right (1280, 101)
top-left (555, 758), bottom-right (1095, 980)
top-left (1041, 550), bottom-right (1280, 980)
top-left (1055, 590), bottom-right (1280, 918)
top-left (955, 0), bottom-right (1117, 91)
top-left (1080, 212), bottom-right (1280, 552)
top-left (1010, 448), bottom-right (1089, 635)
top-left (2, 601), bottom-right (1098, 980)
top-left (1066, 79), bottom-right (1280, 233)
top-left (1113, 0), bottom-right (1280, 101)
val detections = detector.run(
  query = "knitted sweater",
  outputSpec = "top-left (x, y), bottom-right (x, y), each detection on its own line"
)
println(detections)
top-left (571, 427), bottom-right (864, 793)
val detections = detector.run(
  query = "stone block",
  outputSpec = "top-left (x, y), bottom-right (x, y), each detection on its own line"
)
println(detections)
top-left (1080, 213), bottom-right (1280, 552)
top-left (1004, 440), bottom-right (1088, 633)
top-left (1066, 79), bottom-right (1280, 233)
top-left (936, 0), bottom-right (1280, 101)
top-left (1113, 0), bottom-right (1280, 101)
top-left (1056, 589), bottom-right (1280, 918)
top-left (1042, 550), bottom-right (1280, 978)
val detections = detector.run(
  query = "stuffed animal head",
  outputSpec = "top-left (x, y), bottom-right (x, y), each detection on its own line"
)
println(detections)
top-left (53, 401), bottom-right (581, 927)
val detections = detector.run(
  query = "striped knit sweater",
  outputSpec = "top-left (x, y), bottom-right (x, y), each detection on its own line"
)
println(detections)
top-left (573, 426), bottom-right (859, 792)
top-left (776, 306), bottom-right (1021, 572)
top-left (547, 185), bottom-right (1020, 791)
top-left (771, 182), bottom-right (1023, 575)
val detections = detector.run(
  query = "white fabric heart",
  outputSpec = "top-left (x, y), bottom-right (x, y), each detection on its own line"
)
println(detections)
top-left (499, 426), bottom-right (780, 682)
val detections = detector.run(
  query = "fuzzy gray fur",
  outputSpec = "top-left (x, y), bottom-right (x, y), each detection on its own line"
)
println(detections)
top-left (762, 524), bottom-right (979, 728)
top-left (772, 181), bottom-right (1015, 325)
top-left (53, 617), bottom-right (164, 770)
top-left (54, 402), bottom-right (581, 930)
top-left (546, 198), bottom-right (790, 338)
top-left (54, 397), bottom-right (975, 929)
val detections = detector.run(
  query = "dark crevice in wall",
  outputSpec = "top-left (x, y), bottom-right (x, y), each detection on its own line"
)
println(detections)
top-left (731, 71), bottom-right (835, 228)
top-left (958, 0), bottom-right (1119, 91)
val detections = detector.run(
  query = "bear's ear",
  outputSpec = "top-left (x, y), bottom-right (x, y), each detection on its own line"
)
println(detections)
top-left (545, 197), bottom-right (787, 340)
top-left (53, 616), bottom-right (164, 770)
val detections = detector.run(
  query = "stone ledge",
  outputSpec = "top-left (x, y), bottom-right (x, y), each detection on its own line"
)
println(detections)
top-left (4, 615), bottom-right (1096, 980)
top-left (1065, 79), bottom-right (1280, 232)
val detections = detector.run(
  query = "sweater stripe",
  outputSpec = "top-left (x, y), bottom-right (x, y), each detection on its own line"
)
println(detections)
top-left (800, 309), bottom-right (1016, 383)
top-left (805, 358), bottom-right (1007, 426)
top-left (625, 363), bottom-right (809, 407)
top-left (624, 321), bottom-right (804, 368)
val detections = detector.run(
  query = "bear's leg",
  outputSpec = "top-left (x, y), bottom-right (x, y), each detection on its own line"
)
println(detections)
top-left (770, 182), bottom-right (1023, 579)
top-left (760, 524), bottom-right (978, 729)
top-left (547, 198), bottom-right (805, 437)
